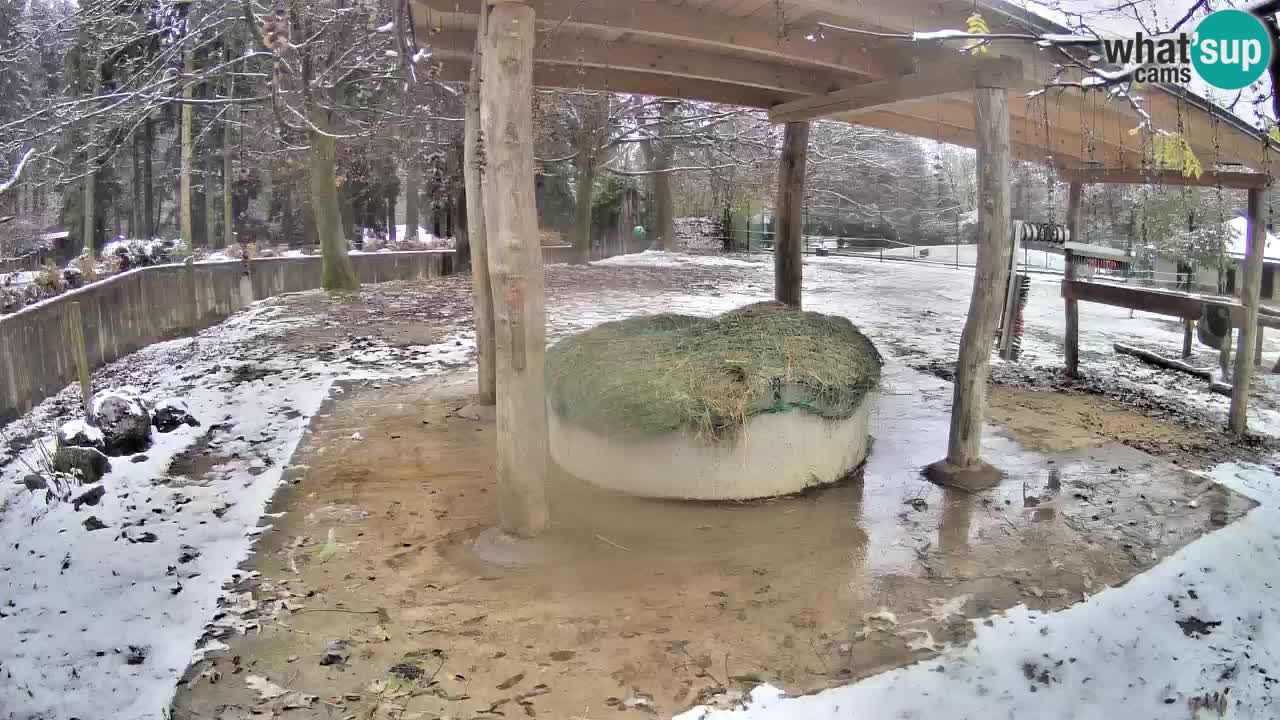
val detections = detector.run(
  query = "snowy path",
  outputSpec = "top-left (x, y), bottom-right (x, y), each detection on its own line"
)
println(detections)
top-left (2, 251), bottom-right (1278, 720)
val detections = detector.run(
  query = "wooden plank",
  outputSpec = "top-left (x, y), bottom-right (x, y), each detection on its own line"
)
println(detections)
top-left (946, 86), bottom-right (1011, 470)
top-left (769, 56), bottom-right (1023, 124)
top-left (1114, 342), bottom-right (1212, 380)
top-left (437, 59), bottom-right (795, 109)
top-left (1058, 167), bottom-right (1271, 190)
top-left (412, 0), bottom-right (914, 78)
top-left (465, 5), bottom-right (496, 405)
top-left (432, 30), bottom-right (851, 95)
top-left (67, 302), bottom-right (92, 421)
top-left (480, 1), bottom-right (549, 537)
top-left (1063, 182), bottom-right (1082, 378)
top-left (1230, 188), bottom-right (1266, 434)
top-left (774, 121), bottom-right (809, 309)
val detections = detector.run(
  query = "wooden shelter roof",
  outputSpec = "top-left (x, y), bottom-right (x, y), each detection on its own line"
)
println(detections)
top-left (413, 0), bottom-right (1273, 174)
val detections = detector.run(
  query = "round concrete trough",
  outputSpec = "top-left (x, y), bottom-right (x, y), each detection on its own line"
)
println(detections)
top-left (548, 398), bottom-right (874, 501)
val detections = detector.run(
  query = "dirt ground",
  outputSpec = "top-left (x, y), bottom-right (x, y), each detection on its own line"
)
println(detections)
top-left (172, 363), bottom-right (1252, 720)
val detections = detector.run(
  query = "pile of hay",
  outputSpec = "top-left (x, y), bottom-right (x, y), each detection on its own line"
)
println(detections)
top-left (546, 302), bottom-right (882, 440)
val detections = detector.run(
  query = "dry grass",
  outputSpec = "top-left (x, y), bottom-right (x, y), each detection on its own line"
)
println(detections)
top-left (545, 302), bottom-right (882, 440)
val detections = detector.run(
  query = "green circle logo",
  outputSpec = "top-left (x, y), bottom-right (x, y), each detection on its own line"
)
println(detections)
top-left (1192, 9), bottom-right (1272, 90)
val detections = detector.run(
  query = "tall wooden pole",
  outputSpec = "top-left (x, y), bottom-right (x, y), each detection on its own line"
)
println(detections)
top-left (481, 0), bottom-right (549, 537)
top-left (465, 4), bottom-right (497, 405)
top-left (927, 86), bottom-right (1010, 489)
top-left (774, 121), bottom-right (809, 309)
top-left (1229, 188), bottom-right (1266, 434)
top-left (1063, 182), bottom-right (1083, 377)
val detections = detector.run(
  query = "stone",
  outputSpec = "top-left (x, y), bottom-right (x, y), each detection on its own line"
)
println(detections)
top-left (91, 388), bottom-right (152, 455)
top-left (72, 485), bottom-right (106, 511)
top-left (83, 515), bottom-right (108, 531)
top-left (52, 446), bottom-right (112, 484)
top-left (22, 474), bottom-right (46, 492)
top-left (153, 398), bottom-right (200, 433)
top-left (57, 419), bottom-right (105, 452)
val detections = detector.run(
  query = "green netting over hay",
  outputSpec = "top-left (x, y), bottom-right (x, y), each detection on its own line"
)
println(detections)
top-left (545, 302), bottom-right (883, 440)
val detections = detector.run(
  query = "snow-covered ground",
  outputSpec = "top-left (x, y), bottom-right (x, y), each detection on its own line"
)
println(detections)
top-left (2, 250), bottom-right (1279, 720)
top-left (0, 302), bottom-right (474, 719)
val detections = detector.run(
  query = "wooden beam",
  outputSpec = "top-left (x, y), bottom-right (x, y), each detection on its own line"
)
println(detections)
top-left (1064, 182), bottom-right (1082, 378)
top-left (1060, 280), bottom-right (1237, 319)
top-left (849, 95), bottom-right (1141, 167)
top-left (412, 0), bottom-right (914, 78)
top-left (1230, 188), bottom-right (1266, 434)
top-left (437, 59), bottom-right (796, 108)
top-left (769, 56), bottom-right (1024, 124)
top-left (1057, 167), bottom-right (1271, 190)
top-left (480, 1), bottom-right (549, 537)
top-left (432, 31), bottom-right (852, 96)
top-left (464, 6), bottom-right (496, 405)
top-left (945, 85), bottom-right (1011, 475)
top-left (775, 121), bottom-right (809, 309)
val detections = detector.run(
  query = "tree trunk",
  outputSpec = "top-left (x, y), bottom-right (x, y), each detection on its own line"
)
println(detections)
top-left (465, 3), bottom-right (496, 405)
top-left (1064, 182), bottom-right (1083, 376)
top-left (179, 47), bottom-right (195, 249)
top-left (131, 132), bottom-right (142, 239)
top-left (480, 0), bottom-right (549, 537)
top-left (82, 165), bottom-right (96, 255)
top-left (943, 87), bottom-right (1011, 473)
top-left (222, 105), bottom-right (235, 248)
top-left (651, 107), bottom-right (676, 252)
top-left (143, 118), bottom-right (154, 240)
top-left (388, 189), bottom-right (397, 241)
top-left (340, 186), bottom-right (355, 245)
top-left (1230, 188), bottom-right (1266, 434)
top-left (774, 121), bottom-right (808, 309)
top-left (404, 165), bottom-right (419, 242)
top-left (572, 145), bottom-right (595, 264)
top-left (204, 141), bottom-right (216, 249)
top-left (310, 130), bottom-right (360, 291)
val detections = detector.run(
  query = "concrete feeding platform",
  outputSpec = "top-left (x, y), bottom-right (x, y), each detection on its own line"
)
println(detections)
top-left (548, 402), bottom-right (874, 500)
top-left (173, 366), bottom-right (1253, 720)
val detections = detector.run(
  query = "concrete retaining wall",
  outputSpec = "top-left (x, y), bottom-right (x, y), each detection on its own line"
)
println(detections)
top-left (0, 251), bottom-right (455, 425)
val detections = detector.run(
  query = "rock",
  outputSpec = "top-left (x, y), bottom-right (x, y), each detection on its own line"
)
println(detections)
top-left (72, 484), bottom-right (106, 511)
top-left (153, 398), bottom-right (200, 433)
top-left (91, 388), bottom-right (152, 454)
top-left (52, 446), bottom-right (112, 484)
top-left (319, 639), bottom-right (348, 666)
top-left (22, 474), bottom-right (46, 492)
top-left (83, 515), bottom-right (108, 531)
top-left (57, 419), bottom-right (105, 452)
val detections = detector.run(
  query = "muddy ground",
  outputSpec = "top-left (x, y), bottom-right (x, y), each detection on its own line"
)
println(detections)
top-left (172, 365), bottom-right (1251, 719)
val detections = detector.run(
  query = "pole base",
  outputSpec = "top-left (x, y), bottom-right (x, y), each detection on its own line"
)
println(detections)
top-left (470, 526), bottom-right (577, 570)
top-left (924, 458), bottom-right (1005, 491)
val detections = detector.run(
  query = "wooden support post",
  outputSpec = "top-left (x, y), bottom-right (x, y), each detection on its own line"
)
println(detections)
top-left (67, 302), bottom-right (92, 422)
top-left (774, 121), bottom-right (809, 309)
top-left (480, 0), bottom-right (549, 537)
top-left (465, 4), bottom-right (496, 405)
top-left (927, 86), bottom-right (1010, 490)
top-left (1229, 188), bottom-right (1266, 434)
top-left (1182, 319), bottom-right (1194, 358)
top-left (1063, 182), bottom-right (1083, 377)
